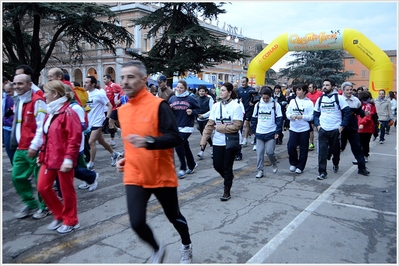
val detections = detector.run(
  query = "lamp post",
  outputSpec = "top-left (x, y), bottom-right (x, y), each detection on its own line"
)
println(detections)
top-left (226, 24), bottom-right (240, 83)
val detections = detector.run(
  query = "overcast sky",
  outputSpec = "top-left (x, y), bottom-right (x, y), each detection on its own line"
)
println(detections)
top-left (217, 1), bottom-right (398, 70)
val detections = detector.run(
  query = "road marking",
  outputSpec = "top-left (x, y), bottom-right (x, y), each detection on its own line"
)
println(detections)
top-left (246, 165), bottom-right (357, 264)
top-left (369, 152), bottom-right (396, 157)
top-left (322, 200), bottom-right (396, 216)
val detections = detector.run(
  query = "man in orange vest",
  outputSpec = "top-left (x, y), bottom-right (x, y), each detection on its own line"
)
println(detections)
top-left (116, 60), bottom-right (193, 264)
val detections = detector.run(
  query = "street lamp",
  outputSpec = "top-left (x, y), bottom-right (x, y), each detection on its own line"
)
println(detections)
top-left (226, 24), bottom-right (239, 43)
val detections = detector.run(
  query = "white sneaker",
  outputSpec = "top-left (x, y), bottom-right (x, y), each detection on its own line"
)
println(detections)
top-left (255, 170), bottom-right (263, 178)
top-left (289, 165), bottom-right (296, 172)
top-left (151, 243), bottom-right (166, 264)
top-left (186, 163), bottom-right (198, 174)
top-left (87, 162), bottom-right (94, 171)
top-left (197, 151), bottom-right (204, 159)
top-left (47, 219), bottom-right (63, 230)
top-left (109, 139), bottom-right (116, 147)
top-left (272, 163), bottom-right (278, 173)
top-left (241, 138), bottom-right (247, 146)
top-left (178, 170), bottom-right (186, 179)
top-left (111, 152), bottom-right (121, 167)
top-left (56, 223), bottom-right (80, 234)
top-left (295, 168), bottom-right (302, 174)
top-left (180, 244), bottom-right (193, 264)
top-left (78, 181), bottom-right (90, 190)
top-left (89, 173), bottom-right (99, 192)
top-left (252, 145), bottom-right (256, 151)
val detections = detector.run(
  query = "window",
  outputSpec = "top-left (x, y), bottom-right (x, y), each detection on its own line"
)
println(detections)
top-left (362, 70), bottom-right (366, 77)
top-left (350, 59), bottom-right (354, 64)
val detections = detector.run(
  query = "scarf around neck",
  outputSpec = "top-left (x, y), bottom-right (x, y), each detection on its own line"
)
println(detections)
top-left (175, 90), bottom-right (189, 98)
top-left (44, 96), bottom-right (68, 134)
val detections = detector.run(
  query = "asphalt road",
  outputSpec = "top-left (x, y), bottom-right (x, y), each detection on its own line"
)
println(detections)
top-left (2, 126), bottom-right (397, 264)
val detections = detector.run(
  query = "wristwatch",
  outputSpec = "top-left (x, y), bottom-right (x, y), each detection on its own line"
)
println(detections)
top-left (145, 136), bottom-right (155, 144)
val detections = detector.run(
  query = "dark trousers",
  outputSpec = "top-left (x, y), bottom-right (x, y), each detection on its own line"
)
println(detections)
top-left (197, 120), bottom-right (213, 150)
top-left (175, 132), bottom-right (196, 171)
top-left (287, 130), bottom-right (310, 171)
top-left (213, 145), bottom-right (238, 188)
top-left (359, 133), bottom-right (372, 157)
top-left (378, 120), bottom-right (389, 141)
top-left (125, 185), bottom-right (191, 249)
top-left (341, 129), bottom-right (366, 170)
top-left (84, 132), bottom-right (91, 162)
top-left (318, 128), bottom-right (340, 174)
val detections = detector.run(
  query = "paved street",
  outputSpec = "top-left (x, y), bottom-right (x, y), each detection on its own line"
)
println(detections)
top-left (2, 126), bottom-right (397, 264)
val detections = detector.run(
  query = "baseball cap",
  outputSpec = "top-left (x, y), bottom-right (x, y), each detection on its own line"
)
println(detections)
top-left (157, 75), bottom-right (167, 82)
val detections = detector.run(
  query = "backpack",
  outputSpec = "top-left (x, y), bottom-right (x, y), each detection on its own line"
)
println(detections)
top-left (70, 102), bottom-right (89, 131)
top-left (318, 93), bottom-right (340, 110)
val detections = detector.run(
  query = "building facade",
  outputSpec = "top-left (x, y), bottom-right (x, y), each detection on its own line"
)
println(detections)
top-left (43, 3), bottom-right (266, 88)
top-left (343, 50), bottom-right (397, 92)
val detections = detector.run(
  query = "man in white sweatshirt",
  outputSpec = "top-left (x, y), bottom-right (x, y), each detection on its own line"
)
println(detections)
top-left (313, 79), bottom-right (351, 180)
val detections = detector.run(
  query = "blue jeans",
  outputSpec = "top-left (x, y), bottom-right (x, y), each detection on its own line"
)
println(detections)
top-left (3, 129), bottom-right (14, 165)
top-left (379, 120), bottom-right (389, 141)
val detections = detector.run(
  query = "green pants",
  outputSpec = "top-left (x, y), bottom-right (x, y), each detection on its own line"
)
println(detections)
top-left (12, 149), bottom-right (46, 210)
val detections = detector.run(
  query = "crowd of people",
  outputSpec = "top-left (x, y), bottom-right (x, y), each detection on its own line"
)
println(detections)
top-left (2, 62), bottom-right (397, 264)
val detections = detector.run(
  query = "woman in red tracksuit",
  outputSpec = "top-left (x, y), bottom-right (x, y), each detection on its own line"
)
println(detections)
top-left (37, 80), bottom-right (82, 234)
top-left (357, 91), bottom-right (377, 162)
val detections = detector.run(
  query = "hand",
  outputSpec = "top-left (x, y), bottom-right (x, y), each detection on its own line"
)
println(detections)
top-left (116, 158), bottom-right (125, 172)
top-left (27, 148), bottom-right (38, 158)
top-left (338, 126), bottom-right (344, 134)
top-left (186, 109), bottom-right (192, 115)
top-left (125, 134), bottom-right (146, 148)
top-left (359, 124), bottom-right (364, 129)
top-left (60, 163), bottom-right (73, 172)
top-left (198, 114), bottom-right (203, 119)
top-left (36, 157), bottom-right (42, 167)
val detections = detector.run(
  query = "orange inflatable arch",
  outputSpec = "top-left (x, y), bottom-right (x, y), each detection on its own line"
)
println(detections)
top-left (247, 28), bottom-right (394, 99)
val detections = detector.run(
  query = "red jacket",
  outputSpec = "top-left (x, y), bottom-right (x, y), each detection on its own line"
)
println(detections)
top-left (39, 102), bottom-right (82, 169)
top-left (358, 102), bottom-right (376, 134)
top-left (307, 90), bottom-right (323, 105)
top-left (105, 82), bottom-right (122, 110)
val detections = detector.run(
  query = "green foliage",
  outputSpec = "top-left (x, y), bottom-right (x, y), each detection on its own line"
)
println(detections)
top-left (2, 3), bottom-right (133, 83)
top-left (126, 2), bottom-right (245, 86)
top-left (266, 69), bottom-right (277, 86)
top-left (278, 50), bottom-right (354, 88)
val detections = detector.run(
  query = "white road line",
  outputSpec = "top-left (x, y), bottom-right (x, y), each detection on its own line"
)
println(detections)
top-left (322, 200), bottom-right (396, 216)
top-left (246, 165), bottom-right (357, 264)
top-left (369, 152), bottom-right (397, 157)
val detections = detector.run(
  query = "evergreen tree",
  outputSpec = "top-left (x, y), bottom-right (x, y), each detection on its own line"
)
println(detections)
top-left (127, 3), bottom-right (245, 87)
top-left (2, 3), bottom-right (133, 83)
top-left (278, 50), bottom-right (354, 88)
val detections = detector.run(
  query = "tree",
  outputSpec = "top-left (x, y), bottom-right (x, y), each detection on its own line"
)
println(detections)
top-left (2, 3), bottom-right (134, 83)
top-left (126, 2), bottom-right (245, 87)
top-left (266, 69), bottom-right (277, 86)
top-left (278, 50), bottom-right (354, 87)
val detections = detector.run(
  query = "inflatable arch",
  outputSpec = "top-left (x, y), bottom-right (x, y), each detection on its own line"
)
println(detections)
top-left (247, 28), bottom-right (394, 99)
